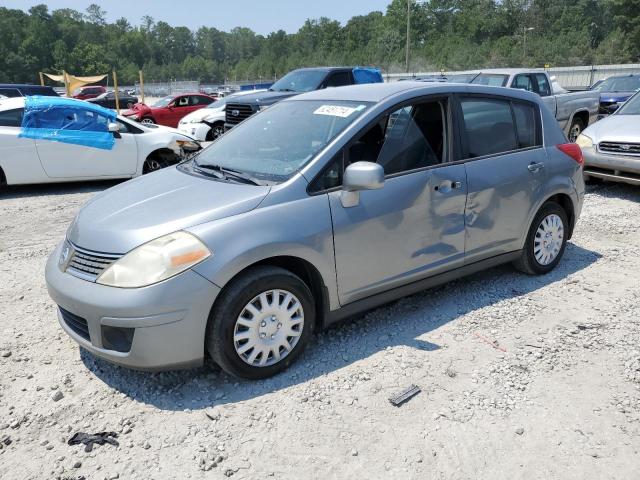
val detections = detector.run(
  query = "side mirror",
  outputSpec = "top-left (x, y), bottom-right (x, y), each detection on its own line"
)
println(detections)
top-left (340, 161), bottom-right (385, 208)
top-left (107, 122), bottom-right (119, 133)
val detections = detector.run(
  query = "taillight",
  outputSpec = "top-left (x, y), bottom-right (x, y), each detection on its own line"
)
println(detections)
top-left (557, 143), bottom-right (583, 166)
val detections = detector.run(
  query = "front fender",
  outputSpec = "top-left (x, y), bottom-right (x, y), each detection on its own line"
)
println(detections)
top-left (188, 194), bottom-right (339, 310)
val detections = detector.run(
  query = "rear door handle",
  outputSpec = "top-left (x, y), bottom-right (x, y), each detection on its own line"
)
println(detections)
top-left (434, 180), bottom-right (463, 192)
top-left (528, 162), bottom-right (544, 172)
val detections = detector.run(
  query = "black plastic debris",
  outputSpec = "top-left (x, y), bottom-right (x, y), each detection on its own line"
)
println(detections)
top-left (389, 384), bottom-right (421, 407)
top-left (68, 431), bottom-right (119, 452)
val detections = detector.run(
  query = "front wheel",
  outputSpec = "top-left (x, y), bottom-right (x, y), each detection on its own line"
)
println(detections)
top-left (140, 117), bottom-right (155, 125)
top-left (206, 122), bottom-right (225, 141)
top-left (514, 202), bottom-right (568, 275)
top-left (206, 266), bottom-right (315, 379)
top-left (568, 117), bottom-right (584, 143)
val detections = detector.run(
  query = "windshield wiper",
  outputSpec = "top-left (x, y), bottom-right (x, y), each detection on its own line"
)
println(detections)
top-left (196, 164), bottom-right (262, 186)
top-left (275, 88), bottom-right (296, 92)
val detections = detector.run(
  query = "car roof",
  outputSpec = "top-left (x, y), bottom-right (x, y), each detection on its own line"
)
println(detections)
top-left (285, 81), bottom-right (541, 104)
top-left (0, 84), bottom-right (56, 88)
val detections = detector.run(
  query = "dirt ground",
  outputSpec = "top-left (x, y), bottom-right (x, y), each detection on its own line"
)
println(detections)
top-left (1, 180), bottom-right (639, 480)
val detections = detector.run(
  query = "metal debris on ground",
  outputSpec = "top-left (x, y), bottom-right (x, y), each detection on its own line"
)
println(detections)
top-left (67, 431), bottom-right (119, 452)
top-left (389, 384), bottom-right (421, 407)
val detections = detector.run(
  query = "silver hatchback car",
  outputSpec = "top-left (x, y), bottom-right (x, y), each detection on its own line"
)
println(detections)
top-left (46, 82), bottom-right (585, 379)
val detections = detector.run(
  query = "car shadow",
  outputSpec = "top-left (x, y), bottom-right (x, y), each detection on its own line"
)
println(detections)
top-left (0, 180), bottom-right (122, 200)
top-left (80, 242), bottom-right (601, 411)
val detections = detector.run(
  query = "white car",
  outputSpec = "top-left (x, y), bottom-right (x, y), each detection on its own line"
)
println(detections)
top-left (178, 89), bottom-right (265, 141)
top-left (0, 97), bottom-right (200, 186)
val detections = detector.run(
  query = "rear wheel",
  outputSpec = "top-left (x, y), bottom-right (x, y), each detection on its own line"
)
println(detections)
top-left (206, 266), bottom-right (315, 379)
top-left (568, 117), bottom-right (584, 143)
top-left (514, 202), bottom-right (568, 275)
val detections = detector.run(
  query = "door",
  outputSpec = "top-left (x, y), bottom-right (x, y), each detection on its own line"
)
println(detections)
top-left (166, 96), bottom-right (192, 127)
top-left (0, 107), bottom-right (45, 184)
top-left (457, 95), bottom-right (546, 263)
top-left (34, 105), bottom-right (137, 178)
top-left (325, 98), bottom-right (468, 304)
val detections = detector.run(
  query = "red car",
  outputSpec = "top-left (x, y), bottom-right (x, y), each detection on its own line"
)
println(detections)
top-left (122, 93), bottom-right (216, 128)
top-left (72, 85), bottom-right (107, 100)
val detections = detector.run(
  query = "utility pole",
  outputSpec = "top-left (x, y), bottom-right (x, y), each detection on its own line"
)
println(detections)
top-left (523, 27), bottom-right (535, 61)
top-left (405, 0), bottom-right (411, 73)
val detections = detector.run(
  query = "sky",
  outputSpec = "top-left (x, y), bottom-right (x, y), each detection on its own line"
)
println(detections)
top-left (0, 0), bottom-right (393, 34)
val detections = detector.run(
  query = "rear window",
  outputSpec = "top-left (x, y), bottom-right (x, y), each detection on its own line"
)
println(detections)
top-left (0, 108), bottom-right (24, 127)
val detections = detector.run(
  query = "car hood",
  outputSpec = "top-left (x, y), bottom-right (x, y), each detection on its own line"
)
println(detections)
top-left (228, 90), bottom-right (299, 107)
top-left (583, 114), bottom-right (640, 143)
top-left (599, 92), bottom-right (635, 103)
top-left (68, 167), bottom-right (270, 254)
top-left (179, 106), bottom-right (223, 124)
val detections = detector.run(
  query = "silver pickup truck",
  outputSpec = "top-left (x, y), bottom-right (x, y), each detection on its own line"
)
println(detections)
top-left (470, 69), bottom-right (600, 142)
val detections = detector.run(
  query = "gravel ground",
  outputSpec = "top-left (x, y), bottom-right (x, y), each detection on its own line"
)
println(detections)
top-left (1, 180), bottom-right (639, 480)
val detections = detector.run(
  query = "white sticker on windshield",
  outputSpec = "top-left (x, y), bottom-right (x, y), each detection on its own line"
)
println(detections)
top-left (313, 105), bottom-right (360, 118)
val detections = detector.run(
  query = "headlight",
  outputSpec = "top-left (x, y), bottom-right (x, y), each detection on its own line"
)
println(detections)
top-left (575, 134), bottom-right (593, 149)
top-left (97, 231), bottom-right (211, 288)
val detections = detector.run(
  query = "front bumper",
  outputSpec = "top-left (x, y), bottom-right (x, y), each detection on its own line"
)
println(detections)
top-left (582, 146), bottom-right (640, 186)
top-left (45, 242), bottom-right (221, 370)
top-left (177, 123), bottom-right (210, 142)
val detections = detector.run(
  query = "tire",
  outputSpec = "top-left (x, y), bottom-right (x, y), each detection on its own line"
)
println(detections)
top-left (142, 154), bottom-right (171, 174)
top-left (568, 117), bottom-right (584, 143)
top-left (206, 266), bottom-right (315, 379)
top-left (140, 117), bottom-right (155, 125)
top-left (206, 122), bottom-right (225, 141)
top-left (514, 202), bottom-right (568, 275)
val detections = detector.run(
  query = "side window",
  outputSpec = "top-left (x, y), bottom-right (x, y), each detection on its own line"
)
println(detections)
top-left (512, 75), bottom-right (534, 92)
top-left (0, 108), bottom-right (24, 127)
top-left (534, 74), bottom-right (551, 97)
top-left (325, 72), bottom-right (352, 88)
top-left (310, 151), bottom-right (344, 192)
top-left (460, 97), bottom-right (517, 158)
top-left (37, 107), bottom-right (111, 132)
top-left (0, 88), bottom-right (22, 98)
top-left (176, 96), bottom-right (189, 107)
top-left (512, 101), bottom-right (540, 149)
top-left (189, 95), bottom-right (201, 106)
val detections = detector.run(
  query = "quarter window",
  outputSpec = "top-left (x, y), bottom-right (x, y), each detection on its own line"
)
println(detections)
top-left (460, 98), bottom-right (517, 158)
top-left (0, 108), bottom-right (24, 127)
top-left (512, 102), bottom-right (539, 149)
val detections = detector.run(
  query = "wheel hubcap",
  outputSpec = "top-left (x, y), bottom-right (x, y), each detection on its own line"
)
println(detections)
top-left (534, 214), bottom-right (564, 265)
top-left (233, 289), bottom-right (304, 367)
top-left (213, 127), bottom-right (224, 138)
top-left (569, 124), bottom-right (581, 142)
top-left (141, 119), bottom-right (154, 125)
top-left (145, 159), bottom-right (161, 172)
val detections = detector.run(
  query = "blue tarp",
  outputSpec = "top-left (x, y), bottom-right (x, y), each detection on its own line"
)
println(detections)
top-left (352, 67), bottom-right (384, 85)
top-left (20, 96), bottom-right (117, 150)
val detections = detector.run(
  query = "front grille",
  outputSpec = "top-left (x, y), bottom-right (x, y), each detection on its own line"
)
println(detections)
top-left (66, 244), bottom-right (122, 282)
top-left (598, 142), bottom-right (640, 156)
top-left (59, 307), bottom-right (90, 341)
top-left (225, 103), bottom-right (256, 126)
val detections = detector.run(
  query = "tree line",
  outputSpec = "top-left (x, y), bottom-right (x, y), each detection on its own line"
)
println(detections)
top-left (0, 0), bottom-right (638, 85)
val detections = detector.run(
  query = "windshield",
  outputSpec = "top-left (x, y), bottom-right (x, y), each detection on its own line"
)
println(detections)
top-left (270, 70), bottom-right (327, 93)
top-left (447, 73), bottom-right (477, 83)
top-left (617, 91), bottom-right (640, 115)
top-left (153, 96), bottom-right (173, 107)
top-left (593, 76), bottom-right (640, 93)
top-left (471, 74), bottom-right (509, 87)
top-left (193, 100), bottom-right (371, 182)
